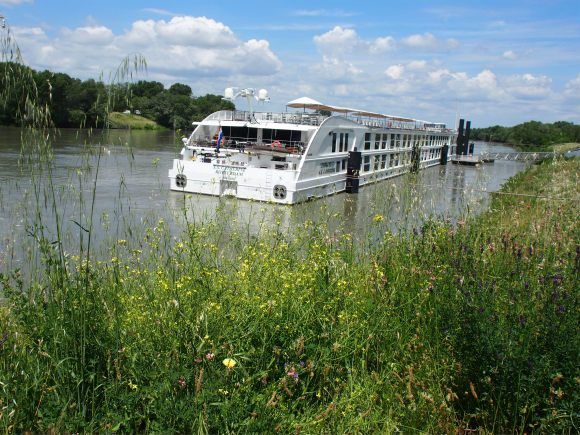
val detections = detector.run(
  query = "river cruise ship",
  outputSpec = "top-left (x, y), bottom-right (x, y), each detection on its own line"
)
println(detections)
top-left (169, 94), bottom-right (456, 204)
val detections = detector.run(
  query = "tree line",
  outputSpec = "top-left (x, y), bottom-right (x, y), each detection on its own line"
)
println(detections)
top-left (0, 62), bottom-right (235, 130)
top-left (471, 121), bottom-right (580, 149)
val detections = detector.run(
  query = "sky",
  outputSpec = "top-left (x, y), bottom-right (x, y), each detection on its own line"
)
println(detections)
top-left (1, 0), bottom-right (579, 127)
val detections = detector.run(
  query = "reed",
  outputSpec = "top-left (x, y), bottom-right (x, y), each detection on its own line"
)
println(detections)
top-left (0, 25), bottom-right (578, 433)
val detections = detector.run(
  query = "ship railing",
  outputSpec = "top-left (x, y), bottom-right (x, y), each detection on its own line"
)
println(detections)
top-left (230, 110), bottom-right (326, 126)
top-left (193, 137), bottom-right (306, 155)
top-left (208, 110), bottom-right (454, 134)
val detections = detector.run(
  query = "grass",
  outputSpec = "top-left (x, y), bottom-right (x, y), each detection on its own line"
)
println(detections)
top-left (552, 142), bottom-right (580, 153)
top-left (108, 112), bottom-right (165, 130)
top-left (514, 141), bottom-right (580, 153)
top-left (1, 157), bottom-right (578, 432)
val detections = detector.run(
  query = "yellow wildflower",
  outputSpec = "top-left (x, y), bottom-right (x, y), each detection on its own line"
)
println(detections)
top-left (223, 358), bottom-right (237, 369)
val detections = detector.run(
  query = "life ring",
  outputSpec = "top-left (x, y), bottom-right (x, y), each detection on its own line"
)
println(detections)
top-left (272, 140), bottom-right (283, 148)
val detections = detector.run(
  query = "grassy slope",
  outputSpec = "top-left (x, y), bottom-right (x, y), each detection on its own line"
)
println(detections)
top-left (108, 111), bottom-right (165, 129)
top-left (515, 141), bottom-right (580, 152)
top-left (1, 158), bottom-right (578, 433)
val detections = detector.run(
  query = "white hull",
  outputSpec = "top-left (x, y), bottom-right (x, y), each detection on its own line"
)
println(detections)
top-left (169, 109), bottom-right (455, 204)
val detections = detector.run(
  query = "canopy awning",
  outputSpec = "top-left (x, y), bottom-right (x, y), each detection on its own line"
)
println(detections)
top-left (286, 96), bottom-right (415, 122)
top-left (286, 97), bottom-right (334, 112)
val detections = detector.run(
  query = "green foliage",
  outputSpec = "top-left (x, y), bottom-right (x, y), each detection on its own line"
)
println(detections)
top-left (1, 159), bottom-right (578, 432)
top-left (471, 121), bottom-right (580, 151)
top-left (0, 62), bottom-right (235, 130)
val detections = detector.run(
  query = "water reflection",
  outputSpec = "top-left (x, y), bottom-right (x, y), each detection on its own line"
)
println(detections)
top-left (0, 127), bottom-right (529, 271)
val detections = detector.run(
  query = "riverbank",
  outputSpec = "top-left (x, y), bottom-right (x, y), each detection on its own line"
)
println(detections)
top-left (1, 157), bottom-right (578, 432)
top-left (108, 112), bottom-right (166, 130)
top-left (515, 141), bottom-right (580, 153)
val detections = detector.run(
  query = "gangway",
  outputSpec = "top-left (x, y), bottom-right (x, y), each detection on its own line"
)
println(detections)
top-left (479, 151), bottom-right (565, 162)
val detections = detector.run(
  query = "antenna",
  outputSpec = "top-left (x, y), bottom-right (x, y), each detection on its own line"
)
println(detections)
top-left (223, 87), bottom-right (270, 121)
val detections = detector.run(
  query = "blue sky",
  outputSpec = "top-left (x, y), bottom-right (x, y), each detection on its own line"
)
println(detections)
top-left (1, 0), bottom-right (579, 126)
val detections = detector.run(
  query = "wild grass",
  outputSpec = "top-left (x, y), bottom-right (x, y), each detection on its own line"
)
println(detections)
top-left (108, 112), bottom-right (165, 130)
top-left (552, 142), bottom-right (580, 153)
top-left (1, 23), bottom-right (579, 433)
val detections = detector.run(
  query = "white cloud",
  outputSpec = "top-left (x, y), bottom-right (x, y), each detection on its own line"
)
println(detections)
top-left (0, 0), bottom-right (32, 6)
top-left (142, 8), bottom-right (177, 17)
top-left (427, 68), bottom-right (453, 83)
top-left (502, 50), bottom-right (518, 60)
top-left (61, 26), bottom-right (115, 45)
top-left (154, 16), bottom-right (237, 47)
top-left (311, 55), bottom-right (362, 81)
top-left (504, 73), bottom-right (552, 99)
top-left (11, 26), bottom-right (46, 39)
top-left (385, 64), bottom-right (405, 80)
top-left (293, 9), bottom-right (358, 17)
top-left (314, 26), bottom-right (360, 54)
top-left (118, 20), bottom-right (157, 47)
top-left (407, 60), bottom-right (428, 70)
top-left (12, 16), bottom-right (282, 80)
top-left (401, 32), bottom-right (459, 50)
top-left (369, 36), bottom-right (395, 53)
top-left (565, 74), bottom-right (580, 96)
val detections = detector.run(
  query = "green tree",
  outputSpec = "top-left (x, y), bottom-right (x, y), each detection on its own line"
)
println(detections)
top-left (168, 83), bottom-right (192, 97)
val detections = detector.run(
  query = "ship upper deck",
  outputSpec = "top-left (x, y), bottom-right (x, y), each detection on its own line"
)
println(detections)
top-left (197, 110), bottom-right (455, 133)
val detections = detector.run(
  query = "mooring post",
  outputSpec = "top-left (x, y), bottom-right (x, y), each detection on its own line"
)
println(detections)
top-left (456, 119), bottom-right (465, 155)
top-left (464, 121), bottom-right (471, 156)
top-left (345, 147), bottom-right (361, 193)
top-left (440, 144), bottom-right (449, 165)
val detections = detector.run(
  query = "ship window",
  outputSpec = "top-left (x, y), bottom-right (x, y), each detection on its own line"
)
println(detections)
top-left (374, 134), bottom-right (380, 149)
top-left (342, 159), bottom-right (347, 170)
top-left (339, 133), bottom-right (344, 152)
top-left (363, 155), bottom-right (370, 172)
top-left (344, 133), bottom-right (349, 152)
top-left (381, 154), bottom-right (387, 169)
top-left (374, 155), bottom-right (380, 170)
top-left (319, 161), bottom-right (337, 174)
top-left (364, 133), bottom-right (371, 150)
top-left (389, 154), bottom-right (395, 167)
top-left (390, 134), bottom-right (395, 149)
top-left (396, 134), bottom-right (401, 148)
top-left (395, 154), bottom-right (400, 166)
top-left (381, 134), bottom-right (387, 149)
top-left (332, 132), bottom-right (337, 153)
top-left (336, 161), bottom-right (341, 172)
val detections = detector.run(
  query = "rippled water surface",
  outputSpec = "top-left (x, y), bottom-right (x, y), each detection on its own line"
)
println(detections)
top-left (0, 127), bottom-right (528, 270)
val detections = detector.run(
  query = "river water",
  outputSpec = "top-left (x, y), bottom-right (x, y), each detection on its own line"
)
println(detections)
top-left (0, 127), bottom-right (528, 271)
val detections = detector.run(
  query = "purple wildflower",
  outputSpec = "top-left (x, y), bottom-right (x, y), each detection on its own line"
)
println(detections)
top-left (287, 367), bottom-right (299, 380)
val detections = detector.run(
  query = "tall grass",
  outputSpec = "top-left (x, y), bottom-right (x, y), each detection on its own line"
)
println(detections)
top-left (1, 24), bottom-right (579, 432)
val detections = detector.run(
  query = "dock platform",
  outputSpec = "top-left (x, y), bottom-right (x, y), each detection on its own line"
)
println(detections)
top-left (451, 156), bottom-right (482, 166)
